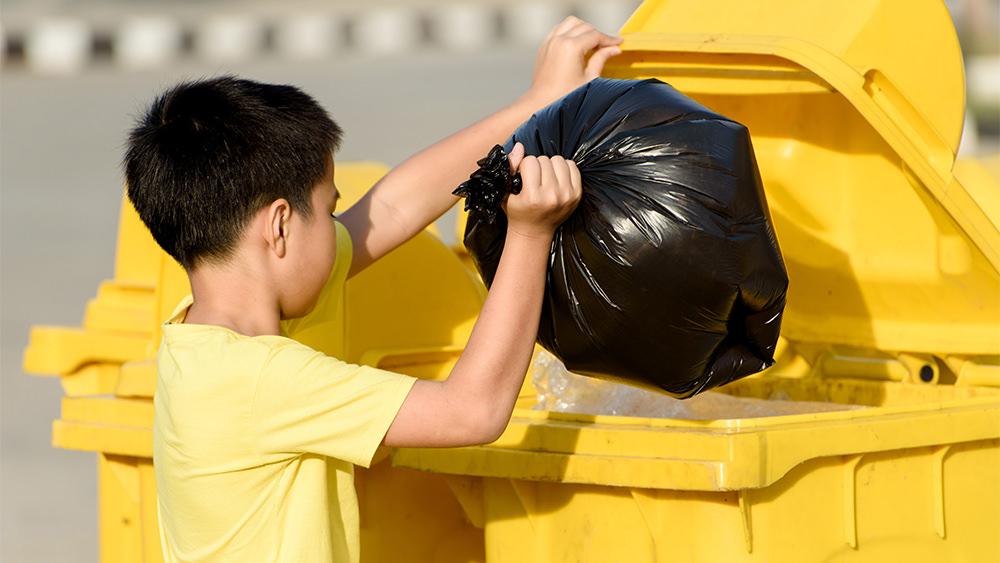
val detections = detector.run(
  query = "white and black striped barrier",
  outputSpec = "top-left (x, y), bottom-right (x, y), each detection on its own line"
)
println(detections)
top-left (2, 1), bottom-right (641, 74)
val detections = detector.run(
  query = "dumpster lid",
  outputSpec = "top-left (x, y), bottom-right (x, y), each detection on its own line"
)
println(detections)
top-left (603, 0), bottom-right (999, 357)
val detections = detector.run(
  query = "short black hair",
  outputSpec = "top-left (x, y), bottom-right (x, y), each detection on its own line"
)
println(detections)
top-left (124, 76), bottom-right (343, 270)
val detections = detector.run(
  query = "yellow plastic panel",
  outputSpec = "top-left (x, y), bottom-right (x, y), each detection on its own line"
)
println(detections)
top-left (83, 280), bottom-right (157, 335)
top-left (344, 234), bottom-right (484, 365)
top-left (357, 462), bottom-right (484, 563)
top-left (23, 326), bottom-right (149, 376)
top-left (112, 192), bottom-right (163, 286)
top-left (399, 423), bottom-right (999, 562)
top-left (53, 397), bottom-right (154, 457)
top-left (954, 155), bottom-right (1000, 233)
top-left (464, 440), bottom-right (1000, 562)
top-left (99, 454), bottom-right (163, 563)
top-left (605, 0), bottom-right (1000, 355)
top-left (116, 358), bottom-right (158, 398)
top-left (57, 363), bottom-right (120, 397)
top-left (146, 253), bottom-right (189, 356)
top-left (394, 378), bottom-right (1000, 491)
top-left (620, 0), bottom-right (965, 154)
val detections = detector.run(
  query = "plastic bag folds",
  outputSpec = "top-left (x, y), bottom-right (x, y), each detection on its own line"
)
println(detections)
top-left (461, 78), bottom-right (788, 398)
top-left (452, 144), bottom-right (522, 225)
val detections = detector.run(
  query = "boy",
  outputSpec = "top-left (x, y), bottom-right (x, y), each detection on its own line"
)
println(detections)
top-left (124, 17), bottom-right (621, 563)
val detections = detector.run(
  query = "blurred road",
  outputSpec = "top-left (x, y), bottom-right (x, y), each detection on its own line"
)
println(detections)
top-left (1, 47), bottom-right (537, 562)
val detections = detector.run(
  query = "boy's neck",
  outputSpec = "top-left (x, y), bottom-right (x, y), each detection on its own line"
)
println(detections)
top-left (184, 258), bottom-right (283, 337)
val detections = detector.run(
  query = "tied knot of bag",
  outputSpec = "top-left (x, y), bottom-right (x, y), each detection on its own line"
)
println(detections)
top-left (453, 144), bottom-right (522, 225)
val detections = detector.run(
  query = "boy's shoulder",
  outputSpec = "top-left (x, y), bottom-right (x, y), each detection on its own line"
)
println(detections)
top-left (161, 299), bottom-right (322, 361)
top-left (158, 296), bottom-right (320, 382)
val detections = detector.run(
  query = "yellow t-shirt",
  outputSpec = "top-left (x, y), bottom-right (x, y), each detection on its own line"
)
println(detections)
top-left (153, 223), bottom-right (416, 562)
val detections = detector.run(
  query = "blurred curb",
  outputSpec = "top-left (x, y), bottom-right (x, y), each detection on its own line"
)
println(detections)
top-left (0, 1), bottom-right (640, 74)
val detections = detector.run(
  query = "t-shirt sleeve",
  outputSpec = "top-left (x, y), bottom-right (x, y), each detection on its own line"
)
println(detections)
top-left (250, 340), bottom-right (416, 468)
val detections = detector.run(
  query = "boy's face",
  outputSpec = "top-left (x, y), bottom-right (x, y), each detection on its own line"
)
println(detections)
top-left (281, 156), bottom-right (341, 319)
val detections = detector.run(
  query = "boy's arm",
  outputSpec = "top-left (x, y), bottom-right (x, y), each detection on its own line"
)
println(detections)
top-left (383, 148), bottom-right (581, 447)
top-left (338, 17), bottom-right (620, 279)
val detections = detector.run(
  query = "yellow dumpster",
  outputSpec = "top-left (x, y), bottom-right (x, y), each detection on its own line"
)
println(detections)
top-left (391, 0), bottom-right (1000, 561)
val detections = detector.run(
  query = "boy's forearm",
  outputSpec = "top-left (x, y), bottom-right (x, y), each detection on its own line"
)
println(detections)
top-left (446, 228), bottom-right (553, 426)
top-left (382, 228), bottom-right (552, 448)
top-left (378, 92), bottom-right (548, 217)
top-left (341, 93), bottom-right (547, 277)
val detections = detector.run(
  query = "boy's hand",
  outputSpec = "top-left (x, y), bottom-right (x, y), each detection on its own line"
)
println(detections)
top-left (503, 142), bottom-right (582, 240)
top-left (527, 17), bottom-right (623, 109)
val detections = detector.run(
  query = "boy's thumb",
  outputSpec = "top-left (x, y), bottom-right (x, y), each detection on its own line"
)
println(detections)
top-left (585, 45), bottom-right (622, 79)
top-left (508, 142), bottom-right (525, 175)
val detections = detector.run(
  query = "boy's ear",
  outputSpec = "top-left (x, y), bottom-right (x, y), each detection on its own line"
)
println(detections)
top-left (265, 199), bottom-right (292, 258)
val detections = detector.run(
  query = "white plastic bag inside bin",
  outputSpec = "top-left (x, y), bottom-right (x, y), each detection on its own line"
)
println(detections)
top-left (530, 350), bottom-right (866, 420)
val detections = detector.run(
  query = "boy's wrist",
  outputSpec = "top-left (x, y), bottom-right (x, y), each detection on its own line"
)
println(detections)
top-left (504, 224), bottom-right (557, 247)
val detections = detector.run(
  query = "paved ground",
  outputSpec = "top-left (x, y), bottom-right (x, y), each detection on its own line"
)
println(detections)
top-left (1, 44), bottom-right (539, 562)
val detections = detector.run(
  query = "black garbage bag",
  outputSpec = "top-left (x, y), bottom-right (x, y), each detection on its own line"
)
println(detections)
top-left (457, 78), bottom-right (787, 398)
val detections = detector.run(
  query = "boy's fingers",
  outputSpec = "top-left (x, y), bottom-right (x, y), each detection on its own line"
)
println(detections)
top-left (517, 156), bottom-right (540, 193)
top-left (536, 156), bottom-right (555, 195)
top-left (549, 18), bottom-right (620, 53)
top-left (567, 25), bottom-right (621, 47)
top-left (568, 160), bottom-right (582, 195)
top-left (585, 44), bottom-right (623, 78)
top-left (552, 158), bottom-right (581, 208)
top-left (596, 31), bottom-right (624, 46)
top-left (549, 155), bottom-right (571, 193)
top-left (576, 30), bottom-right (622, 54)
top-left (508, 143), bottom-right (525, 175)
top-left (551, 15), bottom-right (583, 36)
top-left (564, 28), bottom-right (622, 79)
